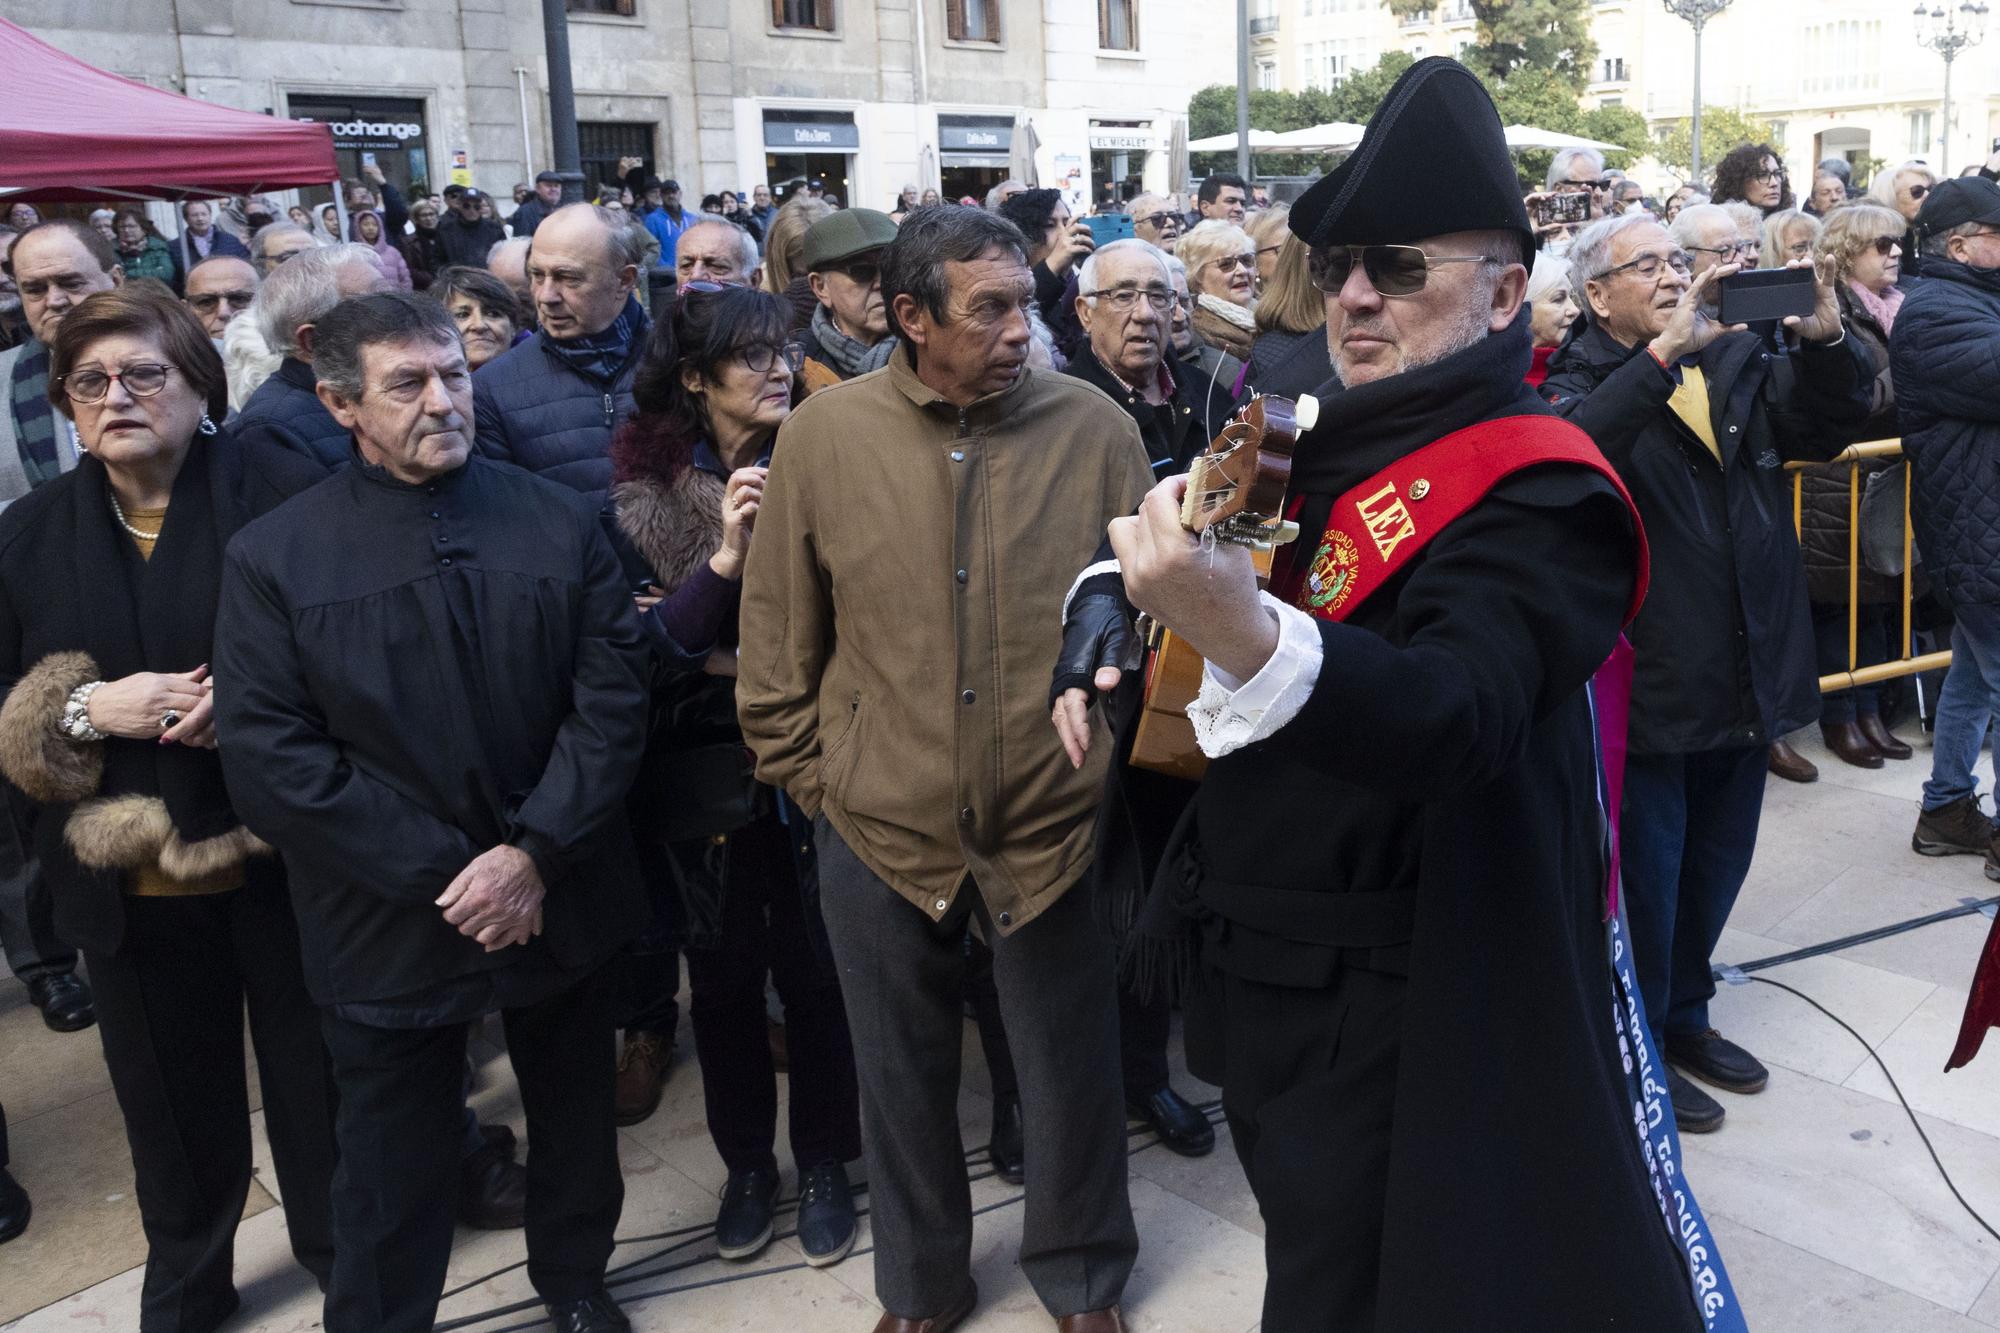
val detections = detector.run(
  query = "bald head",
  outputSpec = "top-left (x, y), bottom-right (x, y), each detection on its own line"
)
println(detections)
top-left (527, 203), bottom-right (643, 340)
top-left (185, 255), bottom-right (260, 338)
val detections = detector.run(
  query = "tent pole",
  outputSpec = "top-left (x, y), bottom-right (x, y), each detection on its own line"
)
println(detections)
top-left (540, 0), bottom-right (585, 204)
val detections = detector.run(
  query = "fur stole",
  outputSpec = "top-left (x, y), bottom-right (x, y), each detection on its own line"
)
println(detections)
top-left (612, 465), bottom-right (726, 597)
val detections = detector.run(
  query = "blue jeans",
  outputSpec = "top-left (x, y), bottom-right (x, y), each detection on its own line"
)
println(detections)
top-left (1621, 745), bottom-right (1767, 1051)
top-left (1922, 604), bottom-right (2000, 815)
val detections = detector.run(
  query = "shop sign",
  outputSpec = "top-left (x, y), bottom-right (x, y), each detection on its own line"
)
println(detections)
top-left (1089, 131), bottom-right (1156, 151)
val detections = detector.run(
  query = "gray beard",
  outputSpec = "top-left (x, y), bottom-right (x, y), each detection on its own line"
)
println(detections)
top-left (1330, 302), bottom-right (1493, 388)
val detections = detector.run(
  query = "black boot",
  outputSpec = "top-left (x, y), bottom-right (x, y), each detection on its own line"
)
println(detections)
top-left (0, 1166), bottom-right (29, 1244)
top-left (26, 971), bottom-right (94, 1033)
top-left (1127, 1086), bottom-right (1215, 1157)
top-left (546, 1289), bottom-right (630, 1332)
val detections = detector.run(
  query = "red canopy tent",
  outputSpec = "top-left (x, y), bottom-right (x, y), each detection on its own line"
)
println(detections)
top-left (0, 16), bottom-right (337, 203)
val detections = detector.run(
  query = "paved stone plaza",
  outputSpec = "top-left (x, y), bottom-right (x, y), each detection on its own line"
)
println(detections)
top-left (7, 727), bottom-right (2000, 1332)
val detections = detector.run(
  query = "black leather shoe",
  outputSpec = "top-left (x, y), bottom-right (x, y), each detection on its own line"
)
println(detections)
top-left (0, 1166), bottom-right (29, 1244)
top-left (1667, 1028), bottom-right (1769, 1094)
top-left (795, 1160), bottom-right (856, 1267)
top-left (1127, 1086), bottom-right (1215, 1158)
top-left (456, 1130), bottom-right (527, 1230)
top-left (545, 1289), bottom-right (630, 1332)
top-left (714, 1162), bottom-right (779, 1260)
top-left (987, 1094), bottom-right (1024, 1185)
top-left (26, 971), bottom-right (94, 1033)
top-left (1668, 1069), bottom-right (1725, 1134)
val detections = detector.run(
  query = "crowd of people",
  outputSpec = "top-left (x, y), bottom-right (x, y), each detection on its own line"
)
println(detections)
top-left (5, 49), bottom-right (2000, 1333)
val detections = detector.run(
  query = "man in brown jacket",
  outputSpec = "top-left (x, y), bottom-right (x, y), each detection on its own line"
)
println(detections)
top-left (738, 206), bottom-right (1151, 1333)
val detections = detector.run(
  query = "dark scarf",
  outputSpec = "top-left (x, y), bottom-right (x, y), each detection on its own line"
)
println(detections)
top-left (8, 339), bottom-right (60, 489)
top-left (1122, 308), bottom-right (1546, 997)
top-left (72, 444), bottom-right (239, 841)
top-left (542, 294), bottom-right (646, 385)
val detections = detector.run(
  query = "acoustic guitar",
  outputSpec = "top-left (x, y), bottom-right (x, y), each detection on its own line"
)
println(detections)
top-left (1127, 393), bottom-right (1319, 780)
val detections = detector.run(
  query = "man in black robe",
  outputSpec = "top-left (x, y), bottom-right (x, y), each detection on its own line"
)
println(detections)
top-left (212, 291), bottom-right (649, 1333)
top-left (1055, 59), bottom-right (1707, 1331)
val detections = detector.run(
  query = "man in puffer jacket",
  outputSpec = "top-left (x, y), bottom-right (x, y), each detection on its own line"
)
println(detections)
top-left (1894, 178), bottom-right (2000, 874)
top-left (472, 205), bottom-right (647, 499)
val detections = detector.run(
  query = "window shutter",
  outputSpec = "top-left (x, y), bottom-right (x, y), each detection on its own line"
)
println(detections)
top-left (947, 0), bottom-right (966, 40)
top-left (616, 0), bottom-right (634, 14)
top-left (982, 0), bottom-right (999, 40)
top-left (817, 0), bottom-right (836, 31)
top-left (772, 0), bottom-right (786, 25)
top-left (1127, 0), bottom-right (1139, 49)
top-left (1099, 0), bottom-right (1111, 48)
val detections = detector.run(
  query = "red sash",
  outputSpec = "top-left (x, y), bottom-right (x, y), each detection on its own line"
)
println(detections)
top-left (1269, 414), bottom-right (1651, 627)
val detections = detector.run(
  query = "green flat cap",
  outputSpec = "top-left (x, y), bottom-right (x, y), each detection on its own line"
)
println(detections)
top-left (802, 208), bottom-right (899, 272)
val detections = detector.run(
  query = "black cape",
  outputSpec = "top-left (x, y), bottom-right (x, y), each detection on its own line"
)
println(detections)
top-left (1120, 312), bottom-right (1703, 1330)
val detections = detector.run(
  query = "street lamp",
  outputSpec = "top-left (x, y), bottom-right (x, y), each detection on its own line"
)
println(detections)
top-left (1916, 1), bottom-right (1989, 176)
top-left (1662, 0), bottom-right (1734, 187)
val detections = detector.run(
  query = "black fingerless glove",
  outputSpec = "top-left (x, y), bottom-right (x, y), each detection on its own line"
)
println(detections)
top-left (1050, 581), bottom-right (1139, 712)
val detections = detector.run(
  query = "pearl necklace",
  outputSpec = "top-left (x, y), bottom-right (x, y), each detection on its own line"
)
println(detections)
top-left (107, 491), bottom-right (161, 542)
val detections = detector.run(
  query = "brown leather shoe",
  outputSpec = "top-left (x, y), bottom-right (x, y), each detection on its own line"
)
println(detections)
top-left (1820, 720), bottom-right (1884, 770)
top-left (1767, 739), bottom-right (1819, 783)
top-left (872, 1281), bottom-right (976, 1333)
top-left (613, 1030), bottom-right (673, 1127)
top-left (1056, 1309), bottom-right (1128, 1333)
top-left (1858, 713), bottom-right (1914, 760)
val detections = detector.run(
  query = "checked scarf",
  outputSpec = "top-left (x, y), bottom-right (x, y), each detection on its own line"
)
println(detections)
top-left (8, 340), bottom-right (62, 490)
top-left (542, 295), bottom-right (647, 385)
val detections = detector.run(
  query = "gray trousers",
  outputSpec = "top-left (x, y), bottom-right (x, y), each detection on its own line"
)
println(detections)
top-left (815, 817), bottom-right (1136, 1319)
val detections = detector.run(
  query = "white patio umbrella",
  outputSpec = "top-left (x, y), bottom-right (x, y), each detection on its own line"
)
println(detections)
top-left (1185, 128), bottom-right (1288, 153)
top-left (1266, 122), bottom-right (1367, 152)
top-left (1503, 124), bottom-right (1626, 154)
top-left (1010, 113), bottom-right (1041, 187)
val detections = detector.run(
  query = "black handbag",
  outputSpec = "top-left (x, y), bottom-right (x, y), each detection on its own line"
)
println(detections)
top-left (654, 741), bottom-right (765, 843)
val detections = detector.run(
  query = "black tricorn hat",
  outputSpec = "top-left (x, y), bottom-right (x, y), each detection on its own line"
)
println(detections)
top-left (1290, 57), bottom-right (1533, 265)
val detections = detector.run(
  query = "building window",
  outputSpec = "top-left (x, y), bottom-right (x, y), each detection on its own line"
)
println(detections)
top-left (773, 0), bottom-right (835, 31)
top-left (1257, 60), bottom-right (1277, 90)
top-left (577, 121), bottom-right (652, 202)
top-left (1599, 57), bottom-right (1626, 82)
top-left (947, 0), bottom-right (999, 42)
top-left (1803, 19), bottom-right (1882, 95)
top-left (1908, 110), bottom-right (1935, 157)
top-left (567, 0), bottom-right (634, 13)
top-left (1099, 0), bottom-right (1138, 50)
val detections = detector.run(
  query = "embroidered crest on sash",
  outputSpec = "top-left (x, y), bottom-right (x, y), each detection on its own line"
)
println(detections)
top-left (1303, 529), bottom-right (1362, 613)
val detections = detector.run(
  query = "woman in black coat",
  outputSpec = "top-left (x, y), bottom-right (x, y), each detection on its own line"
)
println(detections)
top-left (0, 288), bottom-right (336, 1332)
top-left (609, 285), bottom-right (861, 1268)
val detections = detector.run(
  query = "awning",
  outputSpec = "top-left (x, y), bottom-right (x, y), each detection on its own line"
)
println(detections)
top-left (0, 17), bottom-right (336, 202)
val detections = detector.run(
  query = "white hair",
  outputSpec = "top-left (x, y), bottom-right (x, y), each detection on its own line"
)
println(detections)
top-left (254, 242), bottom-right (381, 358)
top-left (678, 217), bottom-right (760, 273)
top-left (1668, 203), bottom-right (1736, 252)
top-left (1160, 253), bottom-right (1189, 282)
top-left (223, 306), bottom-right (282, 410)
top-left (1546, 148), bottom-right (1606, 192)
top-left (1526, 250), bottom-right (1572, 306)
top-left (487, 236), bottom-right (531, 268)
top-left (1869, 160), bottom-right (1936, 209)
top-left (1077, 238), bottom-right (1171, 297)
top-left (1566, 213), bottom-right (1661, 282)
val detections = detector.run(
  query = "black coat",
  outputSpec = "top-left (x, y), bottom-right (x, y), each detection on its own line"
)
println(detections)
top-left (1542, 319), bottom-right (1872, 754)
top-left (1063, 343), bottom-right (1231, 476)
top-left (212, 454), bottom-right (651, 1005)
top-left (439, 213), bottom-right (507, 268)
top-left (1799, 284), bottom-right (1901, 605)
top-left (232, 357), bottom-right (351, 473)
top-left (0, 434), bottom-right (325, 956)
top-left (1893, 258), bottom-right (2000, 609)
top-left (1156, 313), bottom-right (1700, 1329)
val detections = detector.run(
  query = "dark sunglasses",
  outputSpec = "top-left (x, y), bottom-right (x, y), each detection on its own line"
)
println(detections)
top-left (739, 341), bottom-right (805, 376)
top-left (188, 290), bottom-right (256, 312)
top-left (1309, 244), bottom-right (1495, 296)
top-left (1909, 183), bottom-right (1931, 201)
top-left (829, 260), bottom-right (880, 285)
top-left (1136, 211), bottom-right (1183, 232)
top-left (1869, 235), bottom-right (1902, 256)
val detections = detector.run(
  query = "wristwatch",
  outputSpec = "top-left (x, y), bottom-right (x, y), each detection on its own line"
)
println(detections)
top-left (59, 681), bottom-right (106, 742)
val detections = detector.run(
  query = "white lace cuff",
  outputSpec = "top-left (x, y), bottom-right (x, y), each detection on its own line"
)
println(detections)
top-left (1187, 594), bottom-right (1324, 759)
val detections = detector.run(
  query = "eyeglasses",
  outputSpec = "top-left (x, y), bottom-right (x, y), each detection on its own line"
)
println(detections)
top-left (1687, 240), bottom-right (1760, 260)
top-left (59, 363), bottom-right (175, 404)
top-left (1084, 286), bottom-right (1183, 314)
top-left (1602, 251), bottom-right (1694, 282)
top-left (1208, 253), bottom-right (1257, 274)
top-left (1136, 212), bottom-right (1183, 232)
top-left (188, 290), bottom-right (256, 313)
top-left (1869, 235), bottom-right (1902, 256)
top-left (1256, 244), bottom-right (1283, 257)
top-left (1556, 178), bottom-right (1610, 193)
top-left (829, 260), bottom-right (880, 285)
top-left (1308, 244), bottom-right (1496, 296)
top-left (1751, 169), bottom-right (1785, 183)
top-left (1908, 184), bottom-right (1932, 201)
top-left (739, 341), bottom-right (805, 376)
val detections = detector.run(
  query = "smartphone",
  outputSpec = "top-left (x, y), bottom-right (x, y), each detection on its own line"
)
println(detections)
top-left (361, 151), bottom-right (379, 170)
top-left (1534, 192), bottom-right (1589, 227)
top-left (1084, 213), bottom-right (1136, 245)
top-left (1716, 266), bottom-right (1817, 326)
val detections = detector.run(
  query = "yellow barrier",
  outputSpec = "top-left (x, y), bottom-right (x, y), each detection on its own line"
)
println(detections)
top-left (1787, 439), bottom-right (1949, 693)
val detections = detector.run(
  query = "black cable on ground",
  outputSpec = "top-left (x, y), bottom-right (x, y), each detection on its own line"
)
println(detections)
top-left (433, 1102), bottom-right (1227, 1330)
top-left (1739, 975), bottom-right (2000, 1247)
top-left (1721, 894), bottom-right (2000, 976)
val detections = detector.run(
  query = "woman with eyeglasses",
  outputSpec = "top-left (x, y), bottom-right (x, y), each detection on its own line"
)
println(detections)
top-left (0, 287), bottom-right (336, 1332)
top-left (1794, 203), bottom-right (1917, 769)
top-left (1245, 203), bottom-right (1291, 293)
top-left (113, 209), bottom-right (183, 294)
top-left (1178, 218), bottom-right (1260, 362)
top-left (1871, 160), bottom-right (1938, 281)
top-left (608, 284), bottom-right (861, 1270)
top-left (1248, 232), bottom-right (1331, 394)
top-left (1759, 207), bottom-right (1821, 273)
top-left (1710, 142), bottom-right (1793, 217)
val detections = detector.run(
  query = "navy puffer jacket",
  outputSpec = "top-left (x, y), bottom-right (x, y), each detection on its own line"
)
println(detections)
top-left (231, 358), bottom-right (351, 473)
top-left (1892, 259), bottom-right (2000, 609)
top-left (471, 325), bottom-right (646, 498)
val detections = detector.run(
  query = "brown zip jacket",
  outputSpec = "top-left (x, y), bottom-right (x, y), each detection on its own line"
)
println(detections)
top-left (737, 353), bottom-right (1152, 935)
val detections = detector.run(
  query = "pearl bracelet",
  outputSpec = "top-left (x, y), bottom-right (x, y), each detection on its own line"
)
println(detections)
top-left (59, 681), bottom-right (106, 743)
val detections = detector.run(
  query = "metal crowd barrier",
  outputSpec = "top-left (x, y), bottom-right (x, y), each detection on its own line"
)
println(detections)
top-left (1787, 439), bottom-right (1951, 694)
